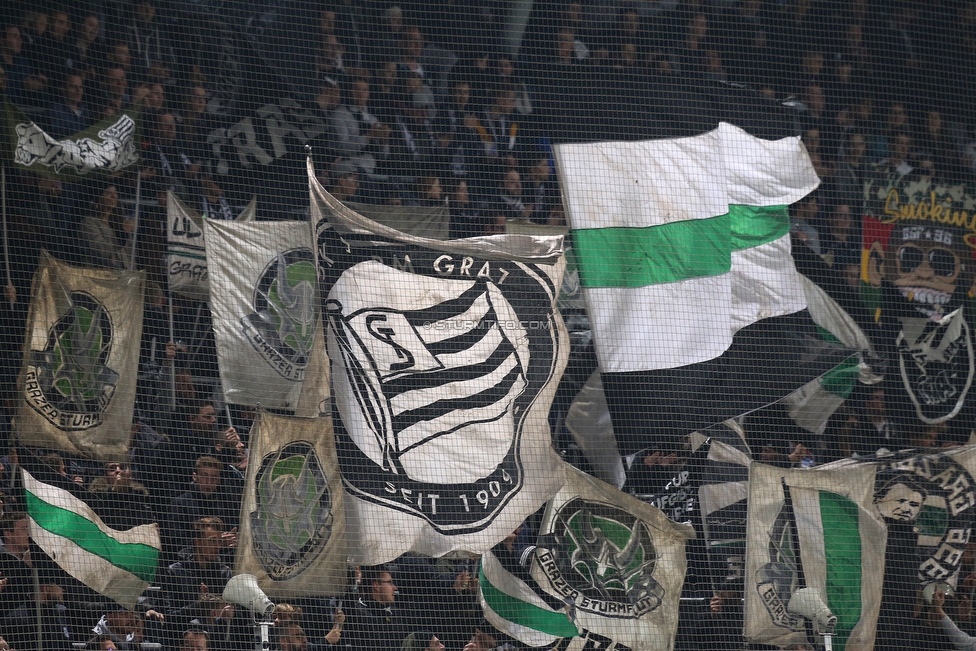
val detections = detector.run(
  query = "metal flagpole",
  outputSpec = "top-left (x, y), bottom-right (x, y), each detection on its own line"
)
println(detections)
top-left (168, 294), bottom-right (176, 409)
top-left (33, 565), bottom-right (42, 651)
top-left (129, 170), bottom-right (142, 271)
top-left (2, 165), bottom-right (12, 306)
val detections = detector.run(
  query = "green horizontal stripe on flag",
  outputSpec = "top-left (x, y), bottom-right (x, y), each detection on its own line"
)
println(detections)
top-left (729, 205), bottom-right (790, 251)
top-left (571, 214), bottom-right (731, 288)
top-left (820, 491), bottom-right (862, 651)
top-left (571, 206), bottom-right (789, 288)
top-left (479, 569), bottom-right (579, 638)
top-left (25, 490), bottom-right (158, 582)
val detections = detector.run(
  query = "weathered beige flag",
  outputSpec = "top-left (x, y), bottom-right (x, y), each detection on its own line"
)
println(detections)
top-left (236, 411), bottom-right (347, 599)
top-left (16, 251), bottom-right (144, 458)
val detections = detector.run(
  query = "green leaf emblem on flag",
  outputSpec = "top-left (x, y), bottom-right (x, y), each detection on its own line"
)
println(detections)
top-left (25, 292), bottom-right (119, 431)
top-left (251, 441), bottom-right (333, 580)
top-left (243, 248), bottom-right (317, 381)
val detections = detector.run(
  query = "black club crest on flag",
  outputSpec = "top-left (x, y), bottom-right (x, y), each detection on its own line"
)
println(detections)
top-left (320, 245), bottom-right (561, 534)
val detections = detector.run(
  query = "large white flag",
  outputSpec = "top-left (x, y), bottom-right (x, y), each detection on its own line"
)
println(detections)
top-left (165, 191), bottom-right (255, 301)
top-left (236, 412), bottom-right (346, 598)
top-left (24, 470), bottom-right (159, 609)
top-left (205, 219), bottom-right (328, 412)
top-left (529, 464), bottom-right (694, 651)
top-left (311, 160), bottom-right (568, 563)
top-left (16, 252), bottom-right (144, 458)
top-left (745, 447), bottom-right (976, 651)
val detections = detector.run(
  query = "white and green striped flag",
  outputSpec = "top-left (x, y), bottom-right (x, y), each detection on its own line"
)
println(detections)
top-left (549, 94), bottom-right (855, 452)
top-left (479, 549), bottom-right (580, 647)
top-left (745, 446), bottom-right (976, 651)
top-left (23, 469), bottom-right (160, 610)
top-left (553, 121), bottom-right (817, 373)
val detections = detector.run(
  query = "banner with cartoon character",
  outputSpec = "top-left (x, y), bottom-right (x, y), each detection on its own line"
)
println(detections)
top-left (530, 463), bottom-right (694, 651)
top-left (235, 411), bottom-right (346, 598)
top-left (311, 159), bottom-right (569, 564)
top-left (205, 219), bottom-right (328, 413)
top-left (862, 168), bottom-right (976, 427)
top-left (165, 190), bottom-right (255, 301)
top-left (745, 446), bottom-right (976, 651)
top-left (15, 251), bottom-right (144, 458)
top-left (3, 100), bottom-right (140, 177)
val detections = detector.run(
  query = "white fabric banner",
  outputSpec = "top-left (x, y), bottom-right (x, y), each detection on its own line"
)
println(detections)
top-left (235, 412), bottom-right (346, 598)
top-left (206, 220), bottom-right (328, 412)
top-left (15, 252), bottom-right (144, 458)
top-left (165, 191), bottom-right (255, 301)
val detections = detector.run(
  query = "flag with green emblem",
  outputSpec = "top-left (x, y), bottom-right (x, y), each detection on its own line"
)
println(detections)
top-left (205, 219), bottom-right (328, 412)
top-left (15, 251), bottom-right (144, 458)
top-left (528, 464), bottom-right (694, 651)
top-left (23, 469), bottom-right (159, 609)
top-left (235, 411), bottom-right (346, 599)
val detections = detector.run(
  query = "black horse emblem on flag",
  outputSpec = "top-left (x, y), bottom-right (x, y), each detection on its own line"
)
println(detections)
top-left (326, 281), bottom-right (528, 484)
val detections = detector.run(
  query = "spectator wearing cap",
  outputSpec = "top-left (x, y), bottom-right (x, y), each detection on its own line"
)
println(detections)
top-left (329, 160), bottom-right (363, 202)
top-left (89, 461), bottom-right (153, 530)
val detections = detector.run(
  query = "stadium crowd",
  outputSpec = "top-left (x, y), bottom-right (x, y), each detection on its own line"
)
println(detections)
top-left (0, 0), bottom-right (976, 649)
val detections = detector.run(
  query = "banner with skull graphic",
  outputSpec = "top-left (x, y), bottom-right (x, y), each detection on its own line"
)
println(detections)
top-left (205, 219), bottom-right (329, 412)
top-left (745, 446), bottom-right (976, 651)
top-left (235, 411), bottom-right (346, 598)
top-left (15, 251), bottom-right (144, 458)
top-left (531, 464), bottom-right (694, 651)
top-left (311, 160), bottom-right (569, 564)
top-left (862, 167), bottom-right (976, 426)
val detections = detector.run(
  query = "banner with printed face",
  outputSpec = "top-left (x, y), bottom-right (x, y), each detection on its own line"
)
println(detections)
top-left (531, 464), bottom-right (695, 651)
top-left (15, 252), bottom-right (144, 458)
top-left (236, 411), bottom-right (346, 598)
top-left (311, 160), bottom-right (569, 563)
top-left (862, 167), bottom-right (976, 428)
top-left (206, 219), bottom-right (328, 412)
top-left (166, 191), bottom-right (256, 301)
top-left (745, 446), bottom-right (976, 651)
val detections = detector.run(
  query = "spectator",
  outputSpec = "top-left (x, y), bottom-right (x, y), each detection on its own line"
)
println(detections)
top-left (181, 628), bottom-right (210, 651)
top-left (494, 56), bottom-right (531, 115)
top-left (329, 159), bottom-right (363, 203)
top-left (1, 25), bottom-right (42, 106)
top-left (142, 111), bottom-right (196, 200)
top-left (332, 77), bottom-right (390, 175)
top-left (385, 75), bottom-right (437, 174)
top-left (34, 10), bottom-right (73, 88)
top-left (831, 131), bottom-right (867, 208)
top-left (932, 588), bottom-right (976, 651)
top-left (275, 623), bottom-right (310, 651)
top-left (345, 565), bottom-right (404, 651)
top-left (496, 169), bottom-right (530, 221)
top-left (79, 183), bottom-right (132, 270)
top-left (819, 203), bottom-right (859, 271)
top-left (523, 155), bottom-right (559, 224)
top-left (46, 74), bottom-right (90, 139)
top-left (72, 14), bottom-right (101, 78)
top-left (163, 517), bottom-right (233, 622)
top-left (88, 461), bottom-right (152, 530)
top-left (477, 84), bottom-right (523, 169)
top-left (125, 0), bottom-right (174, 83)
top-left (95, 66), bottom-right (131, 120)
top-left (447, 178), bottom-right (482, 238)
top-left (164, 453), bottom-right (239, 561)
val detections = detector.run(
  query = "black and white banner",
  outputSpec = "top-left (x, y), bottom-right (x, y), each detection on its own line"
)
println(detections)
top-left (311, 160), bottom-right (569, 563)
